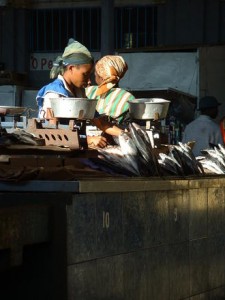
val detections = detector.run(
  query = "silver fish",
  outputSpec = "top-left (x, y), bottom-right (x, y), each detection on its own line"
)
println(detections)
top-left (200, 159), bottom-right (225, 174)
top-left (158, 152), bottom-right (182, 175)
top-left (117, 132), bottom-right (140, 175)
top-left (176, 142), bottom-right (203, 174)
top-left (200, 148), bottom-right (225, 174)
top-left (128, 123), bottom-right (153, 162)
top-left (118, 131), bottom-right (138, 156)
top-left (218, 144), bottom-right (225, 156)
top-left (129, 123), bottom-right (161, 175)
top-left (131, 122), bottom-right (152, 146)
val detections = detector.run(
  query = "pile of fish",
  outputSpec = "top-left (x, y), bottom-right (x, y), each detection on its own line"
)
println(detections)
top-left (197, 144), bottom-right (225, 174)
top-left (158, 143), bottom-right (204, 176)
top-left (89, 122), bottom-right (206, 177)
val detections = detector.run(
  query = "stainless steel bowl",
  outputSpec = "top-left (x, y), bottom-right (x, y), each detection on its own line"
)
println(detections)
top-left (49, 98), bottom-right (98, 119)
top-left (128, 98), bottom-right (170, 120)
top-left (0, 106), bottom-right (27, 116)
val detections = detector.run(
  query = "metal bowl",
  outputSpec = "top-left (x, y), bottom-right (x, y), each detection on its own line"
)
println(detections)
top-left (49, 98), bottom-right (98, 119)
top-left (0, 106), bottom-right (27, 116)
top-left (128, 98), bottom-right (170, 120)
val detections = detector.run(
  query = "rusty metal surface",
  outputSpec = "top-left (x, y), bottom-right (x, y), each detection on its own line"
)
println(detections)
top-left (26, 118), bottom-right (85, 150)
top-left (29, 127), bottom-right (81, 149)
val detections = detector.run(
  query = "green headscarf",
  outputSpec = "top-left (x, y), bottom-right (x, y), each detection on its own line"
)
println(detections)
top-left (50, 38), bottom-right (94, 79)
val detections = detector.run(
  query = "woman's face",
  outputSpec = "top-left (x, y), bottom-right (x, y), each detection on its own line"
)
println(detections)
top-left (67, 64), bottom-right (93, 88)
top-left (94, 70), bottom-right (104, 86)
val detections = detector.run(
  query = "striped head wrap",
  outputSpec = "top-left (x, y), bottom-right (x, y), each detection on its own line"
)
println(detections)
top-left (95, 55), bottom-right (128, 96)
top-left (50, 38), bottom-right (94, 79)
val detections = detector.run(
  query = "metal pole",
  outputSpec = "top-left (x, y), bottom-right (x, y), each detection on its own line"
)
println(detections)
top-left (101, 0), bottom-right (114, 57)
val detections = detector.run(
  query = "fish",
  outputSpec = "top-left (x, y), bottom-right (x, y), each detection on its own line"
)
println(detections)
top-left (213, 147), bottom-right (225, 167)
top-left (117, 132), bottom-right (141, 175)
top-left (128, 123), bottom-right (160, 175)
top-left (12, 130), bottom-right (41, 145)
top-left (200, 159), bottom-right (225, 174)
top-left (118, 131), bottom-right (138, 156)
top-left (176, 142), bottom-right (204, 175)
top-left (199, 147), bottom-right (225, 174)
top-left (131, 122), bottom-right (152, 146)
top-left (0, 129), bottom-right (39, 146)
top-left (128, 123), bottom-right (153, 162)
top-left (169, 146), bottom-right (185, 175)
top-left (159, 143), bottom-right (204, 176)
top-left (95, 154), bottom-right (137, 176)
top-left (218, 143), bottom-right (225, 156)
top-left (98, 144), bottom-right (140, 176)
top-left (158, 152), bottom-right (182, 175)
top-left (85, 130), bottom-right (210, 177)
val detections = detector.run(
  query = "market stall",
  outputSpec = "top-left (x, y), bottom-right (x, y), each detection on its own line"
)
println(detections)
top-left (0, 99), bottom-right (225, 300)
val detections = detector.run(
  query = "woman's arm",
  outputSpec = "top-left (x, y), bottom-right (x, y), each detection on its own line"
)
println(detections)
top-left (91, 115), bottom-right (123, 136)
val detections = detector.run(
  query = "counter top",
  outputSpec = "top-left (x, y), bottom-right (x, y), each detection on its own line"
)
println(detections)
top-left (78, 175), bottom-right (225, 192)
top-left (0, 175), bottom-right (225, 193)
top-left (0, 180), bottom-right (79, 192)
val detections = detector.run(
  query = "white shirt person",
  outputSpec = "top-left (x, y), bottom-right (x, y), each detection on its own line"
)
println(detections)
top-left (182, 96), bottom-right (224, 156)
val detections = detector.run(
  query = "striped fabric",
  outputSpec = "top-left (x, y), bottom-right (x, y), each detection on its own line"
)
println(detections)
top-left (86, 85), bottom-right (135, 124)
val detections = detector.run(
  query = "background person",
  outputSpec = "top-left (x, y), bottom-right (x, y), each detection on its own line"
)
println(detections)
top-left (36, 39), bottom-right (123, 148)
top-left (85, 55), bottom-right (135, 126)
top-left (182, 96), bottom-right (224, 156)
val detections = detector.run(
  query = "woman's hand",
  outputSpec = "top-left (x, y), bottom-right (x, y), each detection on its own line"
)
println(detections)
top-left (87, 135), bottom-right (108, 148)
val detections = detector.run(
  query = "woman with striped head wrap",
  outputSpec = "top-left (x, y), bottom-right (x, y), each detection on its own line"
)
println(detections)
top-left (86, 55), bottom-right (135, 125)
top-left (36, 39), bottom-right (123, 148)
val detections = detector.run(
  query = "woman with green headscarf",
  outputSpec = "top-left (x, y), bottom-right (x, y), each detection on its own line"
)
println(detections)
top-left (36, 39), bottom-right (123, 148)
top-left (37, 38), bottom-right (94, 118)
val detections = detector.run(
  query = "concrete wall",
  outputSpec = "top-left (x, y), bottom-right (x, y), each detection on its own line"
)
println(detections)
top-left (199, 46), bottom-right (225, 121)
top-left (66, 178), bottom-right (225, 299)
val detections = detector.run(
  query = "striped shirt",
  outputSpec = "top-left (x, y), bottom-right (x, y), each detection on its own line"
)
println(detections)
top-left (85, 85), bottom-right (135, 124)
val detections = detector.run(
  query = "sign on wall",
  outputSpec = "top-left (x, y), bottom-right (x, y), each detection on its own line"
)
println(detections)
top-left (30, 53), bottom-right (60, 71)
top-left (30, 52), bottom-right (101, 71)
